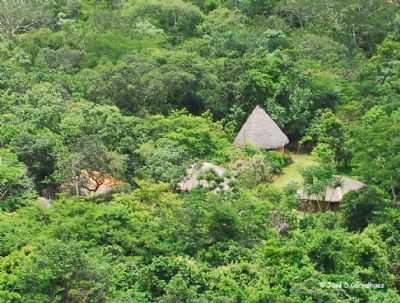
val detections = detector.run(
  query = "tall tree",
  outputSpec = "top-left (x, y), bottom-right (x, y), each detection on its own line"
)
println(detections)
top-left (350, 107), bottom-right (400, 203)
top-left (0, 0), bottom-right (51, 39)
top-left (0, 149), bottom-right (34, 210)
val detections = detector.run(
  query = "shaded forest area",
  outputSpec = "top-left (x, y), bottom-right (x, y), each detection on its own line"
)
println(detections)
top-left (1, 0), bottom-right (400, 302)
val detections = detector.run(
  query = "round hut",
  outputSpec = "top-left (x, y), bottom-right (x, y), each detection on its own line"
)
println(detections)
top-left (234, 106), bottom-right (289, 151)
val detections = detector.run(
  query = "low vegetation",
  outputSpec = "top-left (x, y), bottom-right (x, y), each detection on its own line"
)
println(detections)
top-left (1, 0), bottom-right (400, 302)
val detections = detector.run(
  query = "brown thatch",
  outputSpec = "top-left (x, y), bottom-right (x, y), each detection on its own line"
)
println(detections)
top-left (234, 106), bottom-right (289, 150)
top-left (297, 176), bottom-right (365, 203)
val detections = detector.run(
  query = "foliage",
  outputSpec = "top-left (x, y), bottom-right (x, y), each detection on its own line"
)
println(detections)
top-left (140, 111), bottom-right (235, 163)
top-left (301, 109), bottom-right (346, 165)
top-left (1, 0), bottom-right (400, 301)
top-left (231, 155), bottom-right (273, 188)
top-left (137, 139), bottom-right (190, 186)
top-left (57, 136), bottom-right (127, 195)
top-left (341, 186), bottom-right (389, 232)
top-left (0, 149), bottom-right (34, 211)
top-left (350, 108), bottom-right (400, 202)
top-left (311, 143), bottom-right (335, 164)
top-left (124, 0), bottom-right (203, 42)
top-left (278, 0), bottom-right (397, 53)
top-left (0, 0), bottom-right (52, 39)
top-left (301, 163), bottom-right (340, 204)
top-left (15, 240), bottom-right (114, 303)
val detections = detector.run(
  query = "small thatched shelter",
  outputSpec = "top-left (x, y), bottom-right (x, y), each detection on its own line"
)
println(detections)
top-left (297, 176), bottom-right (366, 211)
top-left (177, 162), bottom-right (232, 192)
top-left (234, 106), bottom-right (289, 151)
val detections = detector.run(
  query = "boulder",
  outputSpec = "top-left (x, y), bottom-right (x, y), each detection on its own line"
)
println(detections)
top-left (177, 162), bottom-right (232, 192)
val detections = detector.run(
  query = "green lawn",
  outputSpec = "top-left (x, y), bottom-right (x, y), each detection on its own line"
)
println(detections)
top-left (273, 153), bottom-right (318, 189)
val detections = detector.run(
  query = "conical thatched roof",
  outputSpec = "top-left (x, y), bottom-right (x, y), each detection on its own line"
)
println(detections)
top-left (234, 106), bottom-right (289, 149)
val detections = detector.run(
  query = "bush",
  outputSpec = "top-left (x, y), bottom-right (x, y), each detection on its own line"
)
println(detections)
top-left (264, 151), bottom-right (292, 174)
top-left (240, 145), bottom-right (291, 174)
top-left (341, 186), bottom-right (389, 232)
top-left (137, 139), bottom-right (191, 186)
top-left (231, 155), bottom-right (273, 188)
top-left (0, 149), bottom-right (35, 211)
top-left (142, 111), bottom-right (235, 163)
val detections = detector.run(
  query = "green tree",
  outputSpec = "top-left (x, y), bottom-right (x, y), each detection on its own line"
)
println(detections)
top-left (12, 130), bottom-right (62, 193)
top-left (278, 0), bottom-right (397, 52)
top-left (0, 0), bottom-right (51, 39)
top-left (226, 0), bottom-right (280, 17)
top-left (124, 0), bottom-right (203, 42)
top-left (350, 107), bottom-right (400, 203)
top-left (301, 110), bottom-right (347, 165)
top-left (57, 136), bottom-right (127, 195)
top-left (301, 164), bottom-right (341, 211)
top-left (137, 139), bottom-right (190, 186)
top-left (341, 186), bottom-right (389, 231)
top-left (16, 240), bottom-right (114, 303)
top-left (0, 149), bottom-right (34, 210)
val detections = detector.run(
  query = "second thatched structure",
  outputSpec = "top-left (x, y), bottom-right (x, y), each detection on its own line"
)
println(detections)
top-left (297, 176), bottom-right (366, 211)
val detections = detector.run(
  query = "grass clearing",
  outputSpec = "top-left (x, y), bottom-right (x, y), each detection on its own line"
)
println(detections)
top-left (273, 153), bottom-right (318, 189)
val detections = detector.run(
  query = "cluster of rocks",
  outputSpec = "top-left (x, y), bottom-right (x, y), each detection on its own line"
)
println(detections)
top-left (177, 162), bottom-right (233, 192)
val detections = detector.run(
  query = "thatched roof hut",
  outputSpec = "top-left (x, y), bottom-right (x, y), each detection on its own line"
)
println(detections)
top-left (297, 176), bottom-right (365, 203)
top-left (234, 106), bottom-right (289, 150)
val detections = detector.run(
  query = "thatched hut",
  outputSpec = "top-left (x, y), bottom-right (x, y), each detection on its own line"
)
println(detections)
top-left (297, 176), bottom-right (365, 211)
top-left (234, 106), bottom-right (289, 151)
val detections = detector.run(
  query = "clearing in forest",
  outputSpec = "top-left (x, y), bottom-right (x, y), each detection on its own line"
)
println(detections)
top-left (273, 153), bottom-right (318, 189)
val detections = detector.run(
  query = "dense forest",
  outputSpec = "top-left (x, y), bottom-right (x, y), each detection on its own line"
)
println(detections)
top-left (1, 0), bottom-right (400, 302)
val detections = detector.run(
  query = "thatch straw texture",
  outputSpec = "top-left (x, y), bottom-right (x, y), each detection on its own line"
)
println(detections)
top-left (234, 106), bottom-right (289, 149)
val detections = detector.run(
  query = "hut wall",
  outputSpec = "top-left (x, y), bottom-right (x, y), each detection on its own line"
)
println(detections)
top-left (299, 200), bottom-right (340, 212)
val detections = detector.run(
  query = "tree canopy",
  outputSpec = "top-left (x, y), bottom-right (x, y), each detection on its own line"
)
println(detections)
top-left (1, 0), bottom-right (400, 302)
